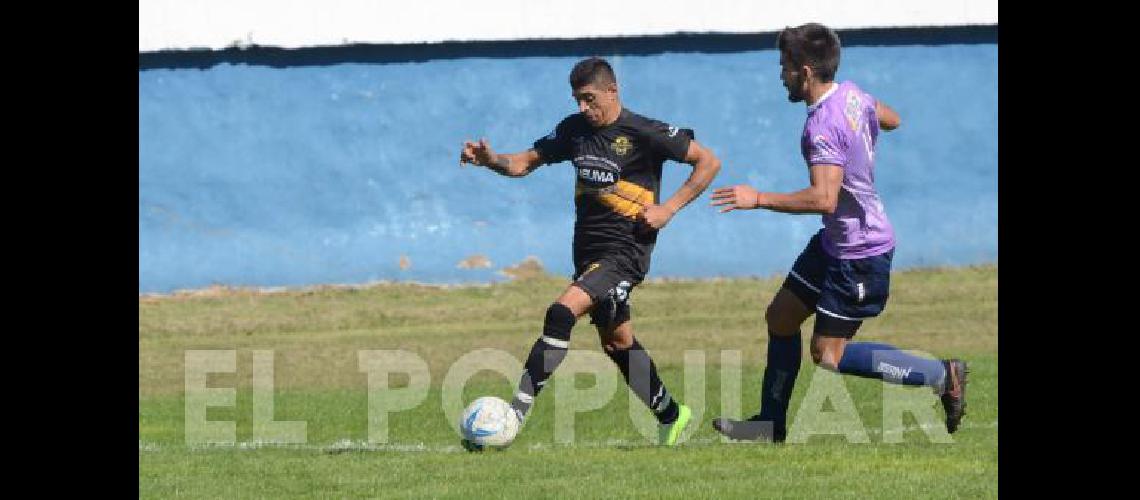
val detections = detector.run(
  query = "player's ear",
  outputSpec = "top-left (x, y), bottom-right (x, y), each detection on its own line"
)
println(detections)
top-left (802, 65), bottom-right (814, 82)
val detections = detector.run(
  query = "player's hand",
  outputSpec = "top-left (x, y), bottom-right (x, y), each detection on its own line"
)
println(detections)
top-left (710, 185), bottom-right (761, 212)
top-left (460, 138), bottom-right (496, 167)
top-left (639, 204), bottom-right (675, 230)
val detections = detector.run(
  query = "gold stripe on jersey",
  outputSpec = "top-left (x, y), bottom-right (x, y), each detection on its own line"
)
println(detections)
top-left (577, 180), bottom-right (655, 218)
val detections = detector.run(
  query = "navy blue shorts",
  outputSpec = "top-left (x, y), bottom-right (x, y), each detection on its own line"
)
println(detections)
top-left (782, 230), bottom-right (894, 338)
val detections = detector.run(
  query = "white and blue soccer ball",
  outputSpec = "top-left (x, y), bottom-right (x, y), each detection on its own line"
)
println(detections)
top-left (460, 396), bottom-right (520, 449)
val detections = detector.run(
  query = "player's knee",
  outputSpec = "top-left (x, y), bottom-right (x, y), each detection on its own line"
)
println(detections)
top-left (810, 343), bottom-right (825, 365)
top-left (810, 341), bottom-right (838, 369)
top-left (599, 325), bottom-right (634, 351)
top-left (548, 302), bottom-right (575, 321)
top-left (545, 302), bottom-right (577, 340)
top-left (765, 302), bottom-right (797, 337)
top-left (602, 334), bottom-right (634, 351)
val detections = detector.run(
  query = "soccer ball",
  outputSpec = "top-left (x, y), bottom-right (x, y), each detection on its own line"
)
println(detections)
top-left (459, 396), bottom-right (520, 450)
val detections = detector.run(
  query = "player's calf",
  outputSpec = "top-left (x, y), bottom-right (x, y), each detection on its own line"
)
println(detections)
top-left (509, 302), bottom-right (576, 422)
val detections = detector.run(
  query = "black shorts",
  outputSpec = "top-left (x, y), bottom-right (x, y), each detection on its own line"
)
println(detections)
top-left (572, 255), bottom-right (642, 330)
top-left (782, 230), bottom-right (894, 338)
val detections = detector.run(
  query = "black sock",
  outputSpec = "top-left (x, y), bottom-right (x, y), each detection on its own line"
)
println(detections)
top-left (510, 303), bottom-right (576, 421)
top-left (758, 332), bottom-right (802, 435)
top-left (605, 337), bottom-right (680, 425)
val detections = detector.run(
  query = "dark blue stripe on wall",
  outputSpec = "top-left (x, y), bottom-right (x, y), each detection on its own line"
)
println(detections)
top-left (139, 25), bottom-right (997, 70)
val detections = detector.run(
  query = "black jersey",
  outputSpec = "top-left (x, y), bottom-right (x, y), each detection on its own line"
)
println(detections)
top-left (532, 108), bottom-right (693, 277)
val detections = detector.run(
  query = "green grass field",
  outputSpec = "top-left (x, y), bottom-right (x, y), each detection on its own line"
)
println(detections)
top-left (139, 265), bottom-right (997, 498)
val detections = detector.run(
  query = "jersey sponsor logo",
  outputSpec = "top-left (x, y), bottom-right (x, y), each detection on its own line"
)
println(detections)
top-left (578, 168), bottom-right (615, 183)
top-left (573, 155), bottom-right (620, 189)
top-left (610, 135), bottom-right (633, 156)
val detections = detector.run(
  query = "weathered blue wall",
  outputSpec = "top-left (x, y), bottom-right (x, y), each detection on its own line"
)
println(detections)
top-left (139, 33), bottom-right (997, 293)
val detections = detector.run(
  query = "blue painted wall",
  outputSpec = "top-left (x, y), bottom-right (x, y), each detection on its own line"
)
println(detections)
top-left (139, 37), bottom-right (997, 293)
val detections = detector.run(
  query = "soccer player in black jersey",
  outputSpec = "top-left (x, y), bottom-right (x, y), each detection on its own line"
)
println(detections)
top-left (460, 57), bottom-right (721, 447)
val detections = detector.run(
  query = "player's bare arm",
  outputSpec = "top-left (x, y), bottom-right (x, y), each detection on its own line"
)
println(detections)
top-left (876, 101), bottom-right (901, 131)
top-left (640, 139), bottom-right (721, 230)
top-left (711, 164), bottom-right (842, 214)
top-left (459, 138), bottom-right (543, 177)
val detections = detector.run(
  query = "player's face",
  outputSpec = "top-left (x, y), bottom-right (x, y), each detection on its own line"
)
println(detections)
top-left (779, 54), bottom-right (807, 103)
top-left (573, 82), bottom-right (617, 127)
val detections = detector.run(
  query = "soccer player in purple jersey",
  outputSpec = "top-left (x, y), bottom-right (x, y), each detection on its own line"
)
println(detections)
top-left (709, 23), bottom-right (967, 442)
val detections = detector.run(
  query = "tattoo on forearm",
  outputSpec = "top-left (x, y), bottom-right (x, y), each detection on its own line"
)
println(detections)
top-left (683, 178), bottom-right (711, 199)
top-left (685, 178), bottom-right (711, 193)
top-left (669, 173), bottom-right (714, 211)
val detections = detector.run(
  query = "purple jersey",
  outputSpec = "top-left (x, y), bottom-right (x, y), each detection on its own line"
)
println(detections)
top-left (801, 81), bottom-right (895, 259)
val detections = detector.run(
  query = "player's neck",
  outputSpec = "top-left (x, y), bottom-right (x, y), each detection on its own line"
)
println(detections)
top-left (805, 81), bottom-right (838, 107)
top-left (596, 103), bottom-right (623, 128)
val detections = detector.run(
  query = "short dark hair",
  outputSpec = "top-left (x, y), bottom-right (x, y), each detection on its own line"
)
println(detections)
top-left (569, 57), bottom-right (616, 89)
top-left (776, 23), bottom-right (841, 82)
